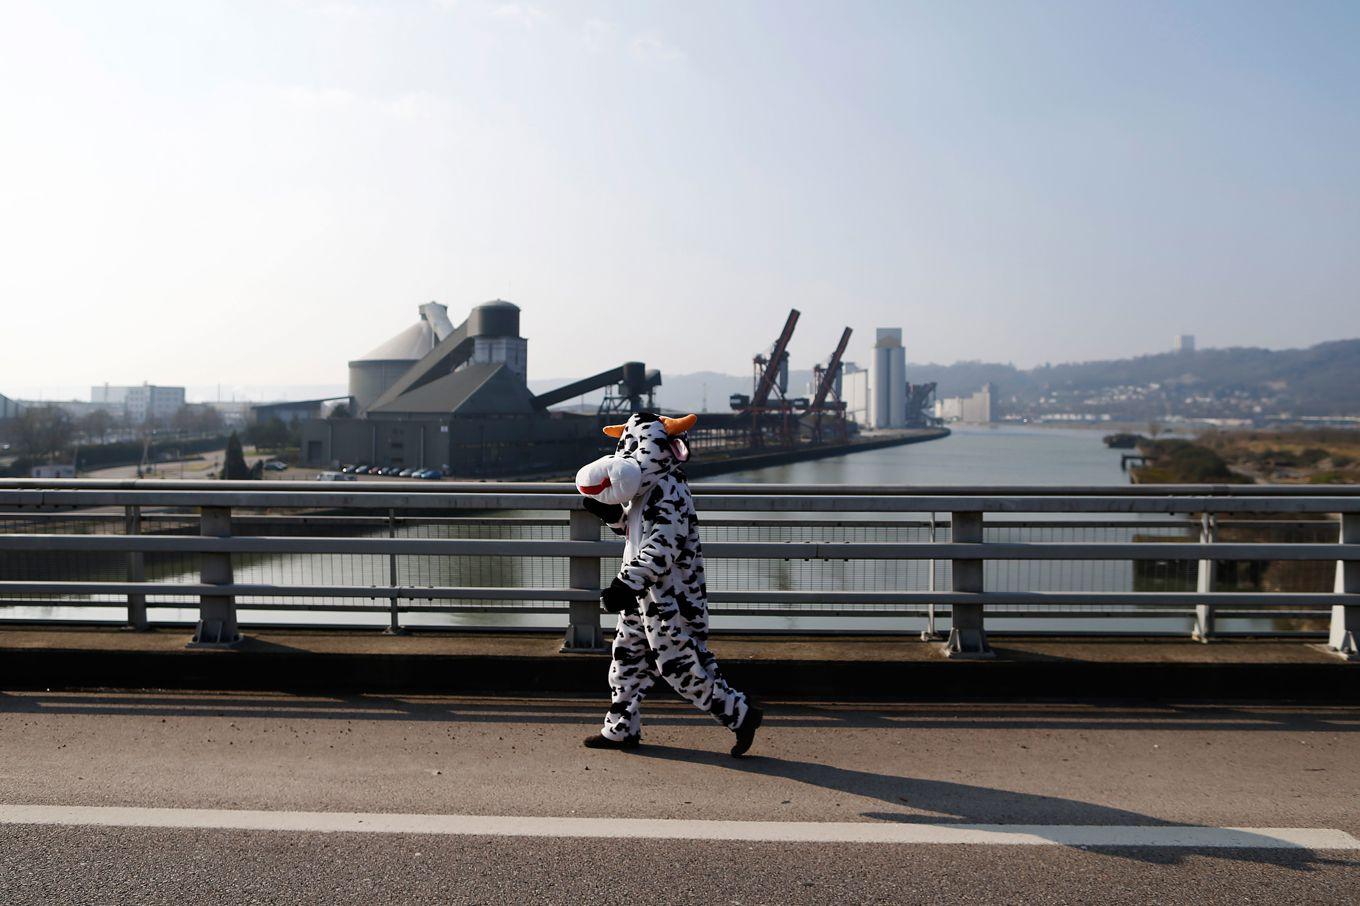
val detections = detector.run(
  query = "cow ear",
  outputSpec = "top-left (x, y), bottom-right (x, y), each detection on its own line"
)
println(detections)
top-left (602, 424), bottom-right (626, 438)
top-left (670, 437), bottom-right (690, 462)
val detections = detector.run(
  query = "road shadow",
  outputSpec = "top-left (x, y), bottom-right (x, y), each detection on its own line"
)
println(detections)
top-left (633, 744), bottom-right (1354, 870)
top-left (0, 692), bottom-right (1357, 734)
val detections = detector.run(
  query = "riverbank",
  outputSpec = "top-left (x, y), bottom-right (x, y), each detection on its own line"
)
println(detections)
top-left (684, 427), bottom-right (950, 478)
top-left (1131, 429), bottom-right (1360, 485)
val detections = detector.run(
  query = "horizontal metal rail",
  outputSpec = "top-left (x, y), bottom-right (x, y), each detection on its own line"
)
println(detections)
top-left (0, 582), bottom-right (1348, 609)
top-left (0, 534), bottom-right (1353, 561)
top-left (0, 512), bottom-right (1337, 531)
top-left (4, 491), bottom-right (1360, 513)
top-left (5, 478), bottom-right (1360, 497)
top-left (0, 582), bottom-right (596, 601)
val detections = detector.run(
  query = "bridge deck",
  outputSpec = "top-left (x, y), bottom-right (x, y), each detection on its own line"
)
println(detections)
top-left (1, 692), bottom-right (1357, 903)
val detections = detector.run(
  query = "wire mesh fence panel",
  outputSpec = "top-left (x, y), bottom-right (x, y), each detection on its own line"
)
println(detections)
top-left (0, 502), bottom-right (1346, 631)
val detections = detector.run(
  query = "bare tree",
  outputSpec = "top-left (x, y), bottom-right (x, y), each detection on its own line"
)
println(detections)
top-left (172, 404), bottom-right (225, 436)
top-left (80, 409), bottom-right (115, 444)
top-left (15, 406), bottom-right (74, 461)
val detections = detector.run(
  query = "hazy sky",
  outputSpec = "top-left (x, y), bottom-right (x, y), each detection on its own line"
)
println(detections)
top-left (2, 0), bottom-right (1358, 399)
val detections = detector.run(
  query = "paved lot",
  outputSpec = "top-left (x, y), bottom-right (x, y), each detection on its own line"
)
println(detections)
top-left (1, 692), bottom-right (1357, 903)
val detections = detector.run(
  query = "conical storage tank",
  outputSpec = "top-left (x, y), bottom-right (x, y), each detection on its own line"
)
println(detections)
top-left (349, 313), bottom-right (439, 414)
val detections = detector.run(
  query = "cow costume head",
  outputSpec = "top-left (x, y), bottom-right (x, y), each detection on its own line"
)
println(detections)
top-left (575, 412), bottom-right (696, 506)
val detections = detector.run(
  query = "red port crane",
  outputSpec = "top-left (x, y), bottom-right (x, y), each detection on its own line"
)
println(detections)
top-left (809, 326), bottom-right (852, 443)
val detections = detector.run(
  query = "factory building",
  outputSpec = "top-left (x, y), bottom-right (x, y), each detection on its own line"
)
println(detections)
top-left (91, 383), bottom-right (185, 423)
top-left (839, 330), bottom-right (907, 430)
top-left (250, 398), bottom-right (347, 426)
top-left (841, 363), bottom-right (870, 426)
top-left (302, 300), bottom-right (660, 478)
top-left (935, 383), bottom-right (995, 424)
top-left (349, 302), bottom-right (452, 414)
top-left (0, 393), bottom-right (24, 420)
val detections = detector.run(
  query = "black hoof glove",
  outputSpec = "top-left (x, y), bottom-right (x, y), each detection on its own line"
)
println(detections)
top-left (582, 497), bottom-right (624, 524)
top-left (601, 577), bottom-right (641, 614)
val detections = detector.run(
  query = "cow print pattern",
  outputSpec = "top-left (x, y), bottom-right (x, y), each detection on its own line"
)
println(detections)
top-left (593, 413), bottom-right (749, 741)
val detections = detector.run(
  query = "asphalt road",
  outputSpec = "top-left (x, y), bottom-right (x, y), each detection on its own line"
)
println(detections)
top-left (1, 692), bottom-right (1357, 904)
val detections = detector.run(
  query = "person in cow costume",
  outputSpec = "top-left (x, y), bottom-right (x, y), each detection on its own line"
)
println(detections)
top-left (575, 411), bottom-right (763, 756)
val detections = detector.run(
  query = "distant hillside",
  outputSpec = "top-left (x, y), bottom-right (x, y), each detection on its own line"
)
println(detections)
top-left (910, 339), bottom-right (1360, 416)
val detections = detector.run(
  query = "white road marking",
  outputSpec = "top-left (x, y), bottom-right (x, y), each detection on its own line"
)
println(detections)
top-left (1, 805), bottom-right (1356, 849)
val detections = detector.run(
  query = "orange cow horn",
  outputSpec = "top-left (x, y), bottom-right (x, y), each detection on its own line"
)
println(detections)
top-left (602, 423), bottom-right (627, 438)
top-left (661, 414), bottom-right (697, 436)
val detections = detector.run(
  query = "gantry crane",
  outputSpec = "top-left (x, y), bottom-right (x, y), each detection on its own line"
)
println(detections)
top-left (808, 327), bottom-right (852, 443)
top-left (728, 309), bottom-right (801, 447)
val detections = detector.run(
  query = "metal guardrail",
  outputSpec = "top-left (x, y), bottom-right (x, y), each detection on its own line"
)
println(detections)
top-left (0, 479), bottom-right (1355, 660)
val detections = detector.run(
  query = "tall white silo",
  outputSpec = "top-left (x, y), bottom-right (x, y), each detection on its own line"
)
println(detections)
top-left (871, 328), bottom-right (906, 429)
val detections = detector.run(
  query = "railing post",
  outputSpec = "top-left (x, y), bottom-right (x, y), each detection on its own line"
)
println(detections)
top-left (1193, 513), bottom-right (1216, 642)
top-left (944, 510), bottom-right (992, 658)
top-left (124, 504), bottom-right (148, 631)
top-left (189, 505), bottom-right (240, 647)
top-left (562, 507), bottom-right (605, 653)
top-left (383, 508), bottom-right (407, 635)
top-left (921, 513), bottom-right (944, 641)
top-left (1330, 512), bottom-right (1358, 661)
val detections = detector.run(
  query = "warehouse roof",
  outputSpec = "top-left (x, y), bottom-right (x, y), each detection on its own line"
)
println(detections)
top-left (364, 363), bottom-right (537, 417)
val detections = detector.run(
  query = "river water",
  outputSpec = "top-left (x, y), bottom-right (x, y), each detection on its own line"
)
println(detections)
top-left (720, 424), bottom-right (1127, 486)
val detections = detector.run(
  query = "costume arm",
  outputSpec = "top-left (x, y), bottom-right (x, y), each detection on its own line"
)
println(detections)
top-left (581, 496), bottom-right (626, 535)
top-left (615, 485), bottom-right (683, 592)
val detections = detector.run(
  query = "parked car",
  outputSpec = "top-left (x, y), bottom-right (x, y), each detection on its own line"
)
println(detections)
top-left (398, 468), bottom-right (416, 477)
top-left (417, 469), bottom-right (442, 480)
top-left (340, 464), bottom-right (355, 473)
top-left (264, 460), bottom-right (289, 471)
top-left (353, 465), bottom-right (371, 474)
top-left (315, 471), bottom-right (356, 482)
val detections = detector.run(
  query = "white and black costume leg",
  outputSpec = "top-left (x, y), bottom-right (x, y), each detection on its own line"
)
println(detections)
top-left (601, 610), bottom-right (658, 741)
top-left (643, 593), bottom-right (749, 731)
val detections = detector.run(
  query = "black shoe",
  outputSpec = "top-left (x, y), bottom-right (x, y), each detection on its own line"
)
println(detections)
top-left (730, 704), bottom-right (764, 757)
top-left (583, 732), bottom-right (640, 750)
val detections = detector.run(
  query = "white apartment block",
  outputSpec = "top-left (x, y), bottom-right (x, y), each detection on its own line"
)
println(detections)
top-left (91, 384), bottom-right (186, 423)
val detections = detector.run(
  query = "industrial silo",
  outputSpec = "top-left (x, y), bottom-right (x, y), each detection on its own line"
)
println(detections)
top-left (871, 327), bottom-right (906, 429)
top-left (467, 299), bottom-right (528, 381)
top-left (348, 304), bottom-right (446, 414)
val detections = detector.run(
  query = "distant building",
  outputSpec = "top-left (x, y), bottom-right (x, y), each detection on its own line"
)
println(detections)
top-left (349, 303), bottom-right (451, 415)
top-left (251, 398), bottom-right (348, 426)
top-left (92, 383), bottom-right (185, 423)
top-left (1175, 334), bottom-right (1196, 354)
top-left (207, 400), bottom-right (252, 427)
top-left (17, 398), bottom-right (121, 419)
top-left (841, 363), bottom-right (870, 426)
top-left (935, 383), bottom-right (995, 424)
top-left (0, 393), bottom-right (23, 420)
top-left (870, 328), bottom-right (906, 429)
top-left (303, 299), bottom-right (646, 477)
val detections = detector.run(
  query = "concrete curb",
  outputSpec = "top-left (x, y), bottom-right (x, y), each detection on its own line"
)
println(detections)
top-left (3, 644), bottom-right (1357, 701)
